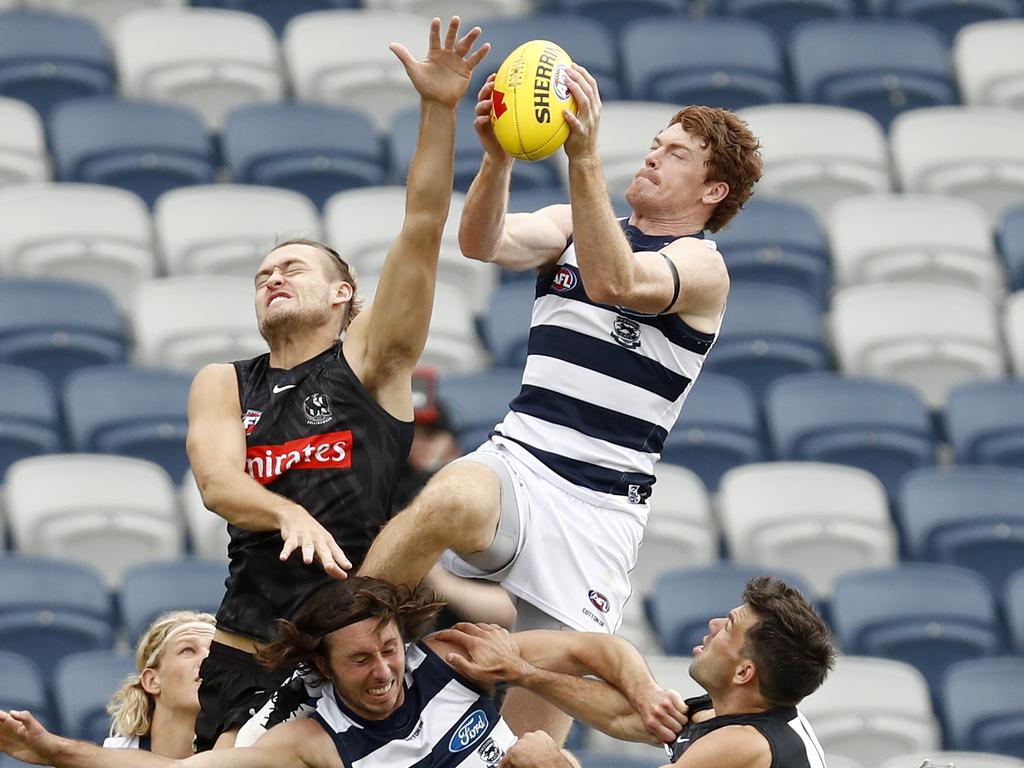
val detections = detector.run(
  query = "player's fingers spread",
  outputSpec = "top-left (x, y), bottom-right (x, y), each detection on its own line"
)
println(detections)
top-left (301, 537), bottom-right (315, 565)
top-left (444, 16), bottom-right (461, 49)
top-left (279, 535), bottom-right (298, 561)
top-left (329, 539), bottom-right (352, 570)
top-left (455, 25), bottom-right (480, 54)
top-left (466, 42), bottom-right (490, 69)
top-left (428, 17), bottom-right (442, 49)
top-left (388, 43), bottom-right (415, 72)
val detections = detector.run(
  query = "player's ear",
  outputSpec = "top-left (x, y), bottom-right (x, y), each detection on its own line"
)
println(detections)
top-left (333, 281), bottom-right (353, 307)
top-left (703, 179), bottom-right (729, 205)
top-left (140, 668), bottom-right (161, 696)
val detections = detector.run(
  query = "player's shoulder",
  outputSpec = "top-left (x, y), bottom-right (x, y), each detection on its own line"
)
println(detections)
top-left (675, 724), bottom-right (770, 768)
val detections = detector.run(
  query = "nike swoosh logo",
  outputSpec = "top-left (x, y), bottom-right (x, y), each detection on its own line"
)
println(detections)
top-left (272, 384), bottom-right (296, 393)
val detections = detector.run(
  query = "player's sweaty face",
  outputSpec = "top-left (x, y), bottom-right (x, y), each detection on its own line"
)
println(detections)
top-left (325, 618), bottom-right (407, 720)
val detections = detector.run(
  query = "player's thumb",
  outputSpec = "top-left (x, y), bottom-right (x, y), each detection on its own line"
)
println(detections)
top-left (445, 651), bottom-right (476, 677)
top-left (388, 43), bottom-right (416, 75)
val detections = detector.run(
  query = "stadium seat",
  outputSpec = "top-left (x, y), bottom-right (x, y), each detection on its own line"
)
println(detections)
top-left (64, 365), bottom-right (192, 480)
top-left (955, 20), bottom-right (1024, 109)
top-left (790, 20), bottom-right (956, 130)
top-left (719, 463), bottom-right (896, 599)
top-left (738, 104), bottom-right (891, 219)
top-left (283, 9), bottom-right (425, 131)
top-left (223, 103), bottom-right (387, 210)
top-left (180, 470), bottom-right (230, 561)
top-left (828, 194), bottom-right (1005, 301)
top-left (0, 183), bottom-right (155, 309)
top-left (881, 753), bottom-right (1024, 768)
top-left (868, 0), bottom-right (1022, 43)
top-left (367, 0), bottom-right (531, 17)
top-left (663, 373), bottom-right (765, 492)
top-left (765, 373), bottom-right (936, 500)
top-left (558, 101), bottom-right (677, 200)
top-left (0, 652), bottom-right (55, 731)
top-left (120, 559), bottom-right (226, 643)
top-left (466, 15), bottom-right (620, 102)
top-left (438, 368), bottom-right (522, 452)
top-left (799, 655), bottom-right (940, 767)
top-left (113, 7), bottom-right (284, 131)
top-left (0, 97), bottom-right (49, 188)
top-left (1001, 204), bottom-right (1024, 291)
top-left (190, 0), bottom-right (359, 36)
top-left (155, 185), bottom-right (322, 278)
top-left (419, 284), bottom-right (487, 373)
top-left (831, 283), bottom-right (1004, 408)
top-left (702, 284), bottom-right (829, 399)
top-left (709, 0), bottom-right (856, 41)
top-left (621, 18), bottom-right (788, 110)
top-left (831, 563), bottom-right (1004, 697)
top-left (547, 0), bottom-right (687, 33)
top-left (1007, 569), bottom-right (1024, 652)
top-left (632, 464), bottom-right (717, 598)
top-left (1007, 290), bottom-right (1024, 376)
top-left (0, 364), bottom-right (62, 481)
top-left (0, 277), bottom-right (126, 388)
top-left (48, 97), bottom-right (215, 208)
top-left (479, 280), bottom-right (534, 368)
top-left (891, 106), bottom-right (1024, 223)
top-left (648, 563), bottom-right (814, 656)
top-left (946, 380), bottom-right (1024, 469)
top-left (712, 198), bottom-right (830, 309)
top-left (0, 10), bottom-right (114, 120)
top-left (21, 0), bottom-right (187, 36)
top-left (900, 466), bottom-right (1024, 594)
top-left (132, 276), bottom-right (268, 372)
top-left (6, 455), bottom-right (184, 586)
top-left (944, 657), bottom-right (1024, 758)
top-left (0, 556), bottom-right (114, 684)
top-left (54, 650), bottom-right (134, 743)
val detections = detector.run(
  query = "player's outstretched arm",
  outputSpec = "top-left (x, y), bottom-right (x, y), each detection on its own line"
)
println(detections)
top-left (186, 363), bottom-right (351, 579)
top-left (346, 17), bottom-right (488, 415)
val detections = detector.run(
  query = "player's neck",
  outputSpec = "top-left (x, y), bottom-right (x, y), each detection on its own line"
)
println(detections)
top-left (708, 688), bottom-right (770, 718)
top-left (268, 328), bottom-right (339, 370)
top-left (148, 707), bottom-right (198, 758)
top-left (628, 209), bottom-right (706, 237)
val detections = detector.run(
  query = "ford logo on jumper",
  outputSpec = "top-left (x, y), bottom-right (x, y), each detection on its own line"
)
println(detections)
top-left (449, 710), bottom-right (489, 752)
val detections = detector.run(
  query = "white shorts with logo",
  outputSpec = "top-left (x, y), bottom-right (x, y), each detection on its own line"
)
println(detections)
top-left (441, 440), bottom-right (646, 634)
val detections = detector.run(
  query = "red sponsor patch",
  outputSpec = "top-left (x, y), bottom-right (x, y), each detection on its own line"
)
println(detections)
top-left (245, 430), bottom-right (352, 485)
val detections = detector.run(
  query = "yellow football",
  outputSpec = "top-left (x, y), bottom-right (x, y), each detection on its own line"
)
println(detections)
top-left (491, 39), bottom-right (577, 161)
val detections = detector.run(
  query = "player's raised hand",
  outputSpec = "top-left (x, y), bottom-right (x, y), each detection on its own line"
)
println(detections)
top-left (390, 16), bottom-right (490, 109)
top-left (435, 622), bottom-right (530, 685)
top-left (473, 74), bottom-right (512, 163)
top-left (277, 505), bottom-right (351, 579)
top-left (562, 63), bottom-right (602, 158)
top-left (0, 710), bottom-right (60, 766)
top-left (636, 687), bottom-right (689, 744)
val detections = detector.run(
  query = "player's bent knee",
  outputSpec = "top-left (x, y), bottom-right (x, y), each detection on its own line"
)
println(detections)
top-left (413, 462), bottom-right (501, 550)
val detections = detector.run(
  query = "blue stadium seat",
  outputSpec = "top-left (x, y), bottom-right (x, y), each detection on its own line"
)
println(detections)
top-left (48, 98), bottom-right (214, 208)
top-left (0, 557), bottom-right (114, 685)
top-left (703, 284), bottom-right (828, 400)
top-left (0, 651), bottom-right (56, 732)
top-left (832, 564), bottom-right (1003, 698)
top-left (947, 380), bottom-right (1024, 470)
top-left (54, 650), bottom-right (133, 743)
top-left (1000, 204), bottom-right (1024, 291)
top-left (439, 369), bottom-right (522, 452)
top-left (790, 19), bottom-right (957, 131)
top-left (900, 467), bottom-right (1024, 594)
top-left (574, 751), bottom-right (664, 768)
top-left (1007, 569), bottom-right (1024, 652)
top-left (479, 281), bottom-right (535, 368)
top-left (223, 103), bottom-right (386, 210)
top-left (663, 373), bottom-right (765, 492)
top-left (63, 365), bottom-right (192, 480)
top-left (622, 18), bottom-right (789, 110)
top-left (712, 199), bottom-right (830, 309)
top-left (648, 563), bottom-right (815, 656)
top-left (766, 372), bottom-right (936, 500)
top-left (120, 559), bottom-right (226, 644)
top-left (867, 0), bottom-right (1023, 44)
top-left (543, 0), bottom-right (687, 34)
top-left (0, 11), bottom-right (115, 120)
top-left (710, 0), bottom-right (856, 42)
top-left (0, 364), bottom-right (62, 481)
top-left (391, 105), bottom-right (561, 194)
top-left (0, 278), bottom-right (126, 389)
top-left (944, 657), bottom-right (1024, 758)
top-left (190, 0), bottom-right (359, 36)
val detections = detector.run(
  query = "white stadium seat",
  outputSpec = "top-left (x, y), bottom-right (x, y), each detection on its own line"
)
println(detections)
top-left (284, 10), bottom-right (426, 132)
top-left (719, 463), bottom-right (897, 599)
top-left (21, 0), bottom-right (186, 36)
top-left (828, 194), bottom-right (1005, 301)
top-left (954, 20), bottom-right (1024, 109)
top-left (738, 104), bottom-right (892, 218)
top-left (831, 283), bottom-right (1005, 408)
top-left (114, 8), bottom-right (284, 131)
top-left (0, 97), bottom-right (49, 189)
top-left (5, 454), bottom-right (184, 586)
top-left (881, 753), bottom-right (1024, 768)
top-left (891, 106), bottom-right (1024, 223)
top-left (800, 655), bottom-right (941, 767)
top-left (181, 470), bottom-right (230, 562)
top-left (155, 185), bottom-right (322, 278)
top-left (1006, 290), bottom-right (1024, 377)
top-left (0, 183), bottom-right (154, 310)
top-left (418, 283), bottom-right (487, 373)
top-left (133, 275), bottom-right (268, 372)
top-left (362, 0), bottom-right (531, 16)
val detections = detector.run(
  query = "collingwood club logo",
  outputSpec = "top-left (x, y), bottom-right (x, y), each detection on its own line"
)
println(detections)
top-left (303, 392), bottom-right (333, 425)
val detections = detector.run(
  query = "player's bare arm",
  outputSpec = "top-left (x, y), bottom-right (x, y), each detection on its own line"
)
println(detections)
top-left (559, 65), bottom-right (729, 331)
top-left (346, 17), bottom-right (489, 420)
top-left (662, 724), bottom-right (772, 768)
top-left (0, 710), bottom-right (336, 768)
top-left (187, 363), bottom-right (351, 577)
top-left (500, 731), bottom-right (579, 768)
top-left (459, 73), bottom-right (572, 272)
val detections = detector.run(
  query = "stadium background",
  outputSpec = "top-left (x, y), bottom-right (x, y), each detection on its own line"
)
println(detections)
top-left (0, 0), bottom-right (1023, 766)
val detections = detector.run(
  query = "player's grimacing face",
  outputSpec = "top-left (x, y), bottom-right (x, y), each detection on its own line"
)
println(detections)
top-left (254, 244), bottom-right (340, 333)
top-left (324, 618), bottom-right (406, 720)
top-left (626, 123), bottom-right (714, 212)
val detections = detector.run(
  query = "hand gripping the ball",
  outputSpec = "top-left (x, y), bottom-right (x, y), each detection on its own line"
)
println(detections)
top-left (389, 16), bottom-right (490, 109)
top-left (474, 74), bottom-right (513, 164)
top-left (562, 63), bottom-right (602, 159)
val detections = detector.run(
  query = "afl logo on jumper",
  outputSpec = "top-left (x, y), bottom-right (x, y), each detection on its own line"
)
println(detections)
top-left (303, 393), bottom-right (333, 425)
top-left (589, 590), bottom-right (611, 614)
top-left (611, 315), bottom-right (642, 349)
top-left (242, 409), bottom-right (263, 435)
top-left (551, 265), bottom-right (577, 293)
top-left (449, 710), bottom-right (489, 752)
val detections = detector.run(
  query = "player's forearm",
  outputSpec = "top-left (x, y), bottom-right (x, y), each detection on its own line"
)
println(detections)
top-left (48, 737), bottom-right (177, 768)
top-left (403, 100), bottom-right (457, 235)
top-left (560, 634), bottom-right (661, 710)
top-left (196, 467), bottom-right (304, 532)
top-left (459, 154), bottom-right (514, 262)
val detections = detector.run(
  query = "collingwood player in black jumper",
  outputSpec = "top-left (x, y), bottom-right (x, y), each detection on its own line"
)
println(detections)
top-left (182, 17), bottom-right (490, 750)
